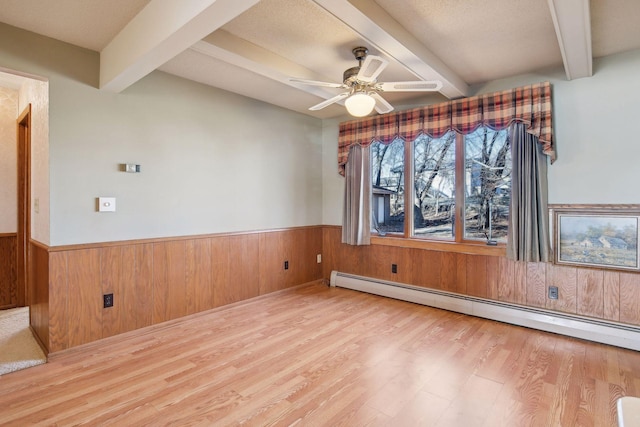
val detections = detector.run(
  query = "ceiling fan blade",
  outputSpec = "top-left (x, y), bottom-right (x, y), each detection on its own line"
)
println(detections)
top-left (377, 80), bottom-right (443, 92)
top-left (309, 92), bottom-right (350, 111)
top-left (370, 92), bottom-right (394, 114)
top-left (289, 77), bottom-right (345, 88)
top-left (357, 55), bottom-right (388, 83)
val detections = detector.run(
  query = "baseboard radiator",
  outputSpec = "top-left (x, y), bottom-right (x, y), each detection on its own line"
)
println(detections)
top-left (330, 271), bottom-right (640, 351)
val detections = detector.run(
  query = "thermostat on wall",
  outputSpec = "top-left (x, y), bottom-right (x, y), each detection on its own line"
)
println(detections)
top-left (123, 163), bottom-right (141, 173)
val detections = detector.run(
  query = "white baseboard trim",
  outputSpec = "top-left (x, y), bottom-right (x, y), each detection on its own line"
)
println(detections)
top-left (330, 270), bottom-right (640, 351)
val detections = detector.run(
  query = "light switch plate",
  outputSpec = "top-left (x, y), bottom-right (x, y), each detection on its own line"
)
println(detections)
top-left (98, 197), bottom-right (116, 212)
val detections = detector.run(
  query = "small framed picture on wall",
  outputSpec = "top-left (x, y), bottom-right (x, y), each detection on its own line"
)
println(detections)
top-left (550, 204), bottom-right (640, 272)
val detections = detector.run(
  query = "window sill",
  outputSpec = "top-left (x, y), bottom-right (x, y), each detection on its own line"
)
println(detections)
top-left (370, 235), bottom-right (506, 257)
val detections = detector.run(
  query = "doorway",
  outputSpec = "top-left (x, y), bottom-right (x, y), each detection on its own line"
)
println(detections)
top-left (16, 104), bottom-right (31, 308)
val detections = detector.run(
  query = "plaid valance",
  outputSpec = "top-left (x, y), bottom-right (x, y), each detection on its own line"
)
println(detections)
top-left (338, 81), bottom-right (555, 176)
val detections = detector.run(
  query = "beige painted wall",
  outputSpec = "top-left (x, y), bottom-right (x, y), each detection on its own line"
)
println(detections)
top-left (18, 78), bottom-right (49, 244)
top-left (0, 22), bottom-right (323, 246)
top-left (49, 70), bottom-right (323, 245)
top-left (472, 49), bottom-right (640, 205)
top-left (0, 86), bottom-right (17, 233)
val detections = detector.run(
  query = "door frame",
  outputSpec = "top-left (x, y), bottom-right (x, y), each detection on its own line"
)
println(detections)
top-left (16, 104), bottom-right (31, 307)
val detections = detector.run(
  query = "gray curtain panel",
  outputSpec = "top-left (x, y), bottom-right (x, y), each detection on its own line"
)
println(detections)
top-left (507, 123), bottom-right (551, 262)
top-left (342, 144), bottom-right (371, 246)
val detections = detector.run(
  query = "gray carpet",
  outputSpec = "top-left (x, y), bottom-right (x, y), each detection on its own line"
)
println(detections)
top-left (0, 307), bottom-right (46, 375)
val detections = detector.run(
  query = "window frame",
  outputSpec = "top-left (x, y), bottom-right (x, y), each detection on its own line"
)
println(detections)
top-left (370, 130), bottom-right (508, 256)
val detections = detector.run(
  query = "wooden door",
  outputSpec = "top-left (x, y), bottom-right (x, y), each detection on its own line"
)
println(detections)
top-left (16, 104), bottom-right (31, 307)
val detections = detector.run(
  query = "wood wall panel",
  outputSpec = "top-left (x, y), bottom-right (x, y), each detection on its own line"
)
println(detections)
top-left (153, 241), bottom-right (187, 323)
top-left (187, 239), bottom-right (213, 313)
top-left (619, 273), bottom-right (640, 325)
top-left (513, 261), bottom-right (527, 305)
top-left (440, 252), bottom-right (458, 292)
top-left (498, 257), bottom-right (516, 303)
top-left (386, 245), bottom-right (402, 282)
top-left (322, 226), bottom-right (338, 279)
top-left (119, 246), bottom-right (138, 333)
top-left (134, 244), bottom-right (154, 329)
top-left (370, 244), bottom-right (392, 282)
top-left (48, 252), bottom-right (68, 353)
top-left (45, 227), bottom-right (323, 353)
top-left (291, 229), bottom-right (308, 287)
top-left (455, 253), bottom-right (467, 294)
top-left (259, 229), bottom-right (322, 295)
top-left (216, 235), bottom-right (259, 305)
top-left (466, 255), bottom-right (487, 298)
top-left (0, 235), bottom-right (17, 309)
top-left (390, 245), bottom-right (411, 284)
top-left (290, 228), bottom-right (308, 288)
top-left (227, 235), bottom-right (260, 304)
top-left (211, 236), bottom-right (230, 308)
top-left (412, 248), bottom-right (441, 289)
top-left (301, 227), bottom-right (322, 285)
top-left (603, 271), bottom-right (620, 322)
top-left (576, 269), bottom-right (604, 319)
top-left (338, 241), bottom-right (365, 277)
top-left (101, 246), bottom-right (124, 339)
top-left (323, 226), bottom-right (359, 279)
top-left (29, 242), bottom-right (49, 351)
top-left (486, 256), bottom-right (499, 300)
top-left (525, 262), bottom-right (547, 308)
top-left (546, 265), bottom-right (577, 314)
top-left (391, 245), bottom-right (404, 281)
top-left (259, 231), bottom-right (288, 295)
top-left (100, 245), bottom-right (144, 339)
top-left (40, 225), bottom-right (640, 354)
top-left (67, 249), bottom-right (102, 348)
top-left (320, 227), bottom-right (640, 329)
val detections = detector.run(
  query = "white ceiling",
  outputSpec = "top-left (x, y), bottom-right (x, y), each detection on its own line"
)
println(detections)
top-left (0, 0), bottom-right (639, 119)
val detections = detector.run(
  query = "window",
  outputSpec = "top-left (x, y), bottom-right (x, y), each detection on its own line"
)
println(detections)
top-left (371, 139), bottom-right (404, 234)
top-left (371, 126), bottom-right (511, 244)
top-left (414, 131), bottom-right (456, 239)
top-left (463, 127), bottom-right (511, 242)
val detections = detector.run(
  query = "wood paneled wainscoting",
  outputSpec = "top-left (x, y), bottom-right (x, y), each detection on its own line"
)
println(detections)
top-left (322, 226), bottom-right (640, 328)
top-left (0, 233), bottom-right (17, 309)
top-left (30, 240), bottom-right (50, 351)
top-left (37, 226), bottom-right (322, 354)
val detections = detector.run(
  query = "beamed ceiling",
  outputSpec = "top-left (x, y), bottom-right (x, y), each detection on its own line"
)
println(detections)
top-left (0, 0), bottom-right (639, 118)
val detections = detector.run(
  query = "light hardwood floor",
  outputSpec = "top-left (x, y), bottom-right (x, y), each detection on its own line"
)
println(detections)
top-left (1, 282), bottom-right (639, 426)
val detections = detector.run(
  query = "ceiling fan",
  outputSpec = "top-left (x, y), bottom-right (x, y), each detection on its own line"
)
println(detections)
top-left (290, 47), bottom-right (443, 117)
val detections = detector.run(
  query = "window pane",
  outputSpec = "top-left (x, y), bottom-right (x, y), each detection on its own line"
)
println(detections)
top-left (464, 127), bottom-right (511, 242)
top-left (413, 132), bottom-right (456, 240)
top-left (371, 139), bottom-right (404, 234)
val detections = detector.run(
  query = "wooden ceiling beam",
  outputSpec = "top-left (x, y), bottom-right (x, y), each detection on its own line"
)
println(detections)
top-left (99, 0), bottom-right (258, 92)
top-left (311, 0), bottom-right (469, 99)
top-left (547, 0), bottom-right (593, 80)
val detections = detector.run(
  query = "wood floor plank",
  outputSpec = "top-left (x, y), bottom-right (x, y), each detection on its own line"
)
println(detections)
top-left (1, 283), bottom-right (638, 426)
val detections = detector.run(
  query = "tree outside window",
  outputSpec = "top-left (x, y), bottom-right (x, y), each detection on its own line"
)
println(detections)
top-left (371, 139), bottom-right (404, 234)
top-left (414, 132), bottom-right (456, 239)
top-left (464, 127), bottom-right (511, 242)
top-left (371, 126), bottom-right (511, 244)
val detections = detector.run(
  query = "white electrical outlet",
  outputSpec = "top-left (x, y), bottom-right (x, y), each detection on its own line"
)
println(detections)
top-left (317, 254), bottom-right (322, 263)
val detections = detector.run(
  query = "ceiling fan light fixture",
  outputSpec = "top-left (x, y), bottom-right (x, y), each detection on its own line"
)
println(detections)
top-left (345, 92), bottom-right (375, 117)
